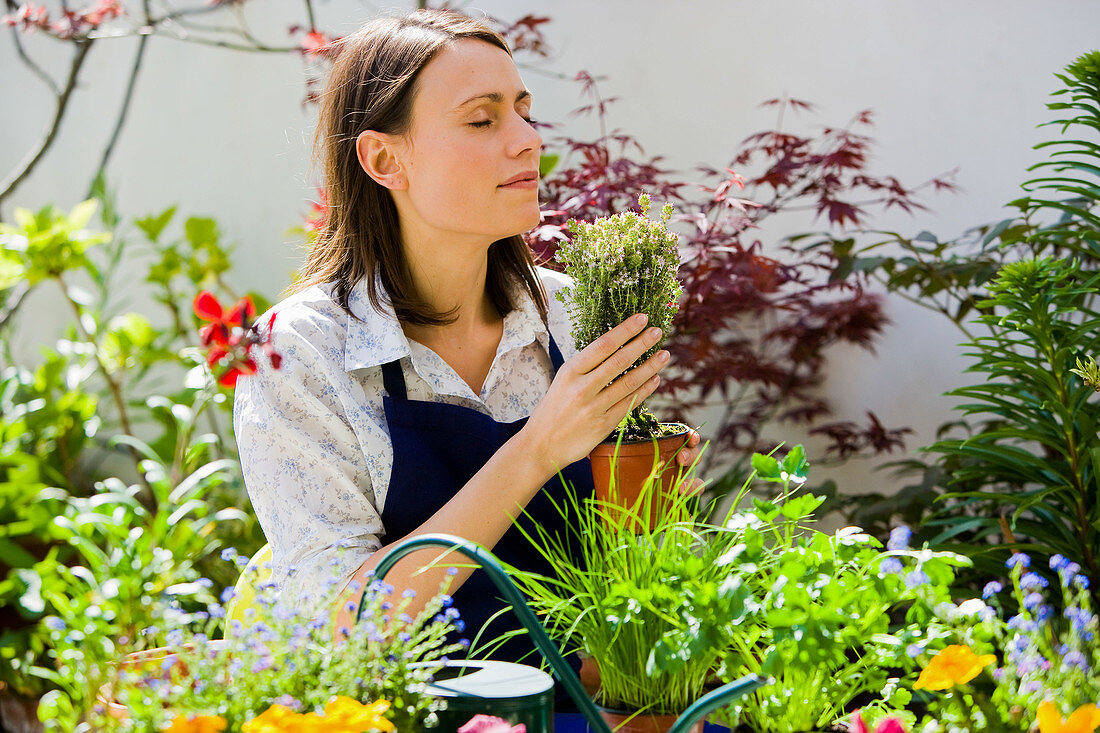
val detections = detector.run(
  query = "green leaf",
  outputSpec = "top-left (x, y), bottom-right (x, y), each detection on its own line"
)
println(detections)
top-left (539, 153), bottom-right (559, 178)
top-left (0, 251), bottom-right (27, 289)
top-left (751, 453), bottom-right (781, 481)
top-left (135, 206), bottom-right (177, 242)
top-left (184, 217), bottom-right (218, 247)
top-left (15, 569), bottom-right (45, 615)
top-left (67, 200), bottom-right (98, 231)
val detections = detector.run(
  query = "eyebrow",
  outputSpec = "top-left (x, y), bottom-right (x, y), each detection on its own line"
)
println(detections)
top-left (455, 90), bottom-right (532, 111)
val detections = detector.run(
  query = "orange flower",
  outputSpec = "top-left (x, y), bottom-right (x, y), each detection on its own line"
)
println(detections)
top-left (166, 715), bottom-right (227, 733)
top-left (1038, 701), bottom-right (1100, 733)
top-left (912, 645), bottom-right (996, 690)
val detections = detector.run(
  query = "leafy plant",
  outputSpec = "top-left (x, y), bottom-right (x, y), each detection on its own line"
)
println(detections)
top-left (717, 452), bottom-right (965, 733)
top-left (32, 453), bottom-right (238, 732)
top-left (920, 257), bottom-right (1100, 592)
top-left (554, 193), bottom-right (682, 440)
top-left (827, 51), bottom-right (1100, 549)
top-left (0, 197), bottom-right (272, 707)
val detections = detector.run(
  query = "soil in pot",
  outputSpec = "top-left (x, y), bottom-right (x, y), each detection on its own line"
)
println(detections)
top-left (588, 422), bottom-right (692, 529)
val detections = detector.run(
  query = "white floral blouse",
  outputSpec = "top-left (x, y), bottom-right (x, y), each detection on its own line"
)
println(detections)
top-left (233, 267), bottom-right (578, 607)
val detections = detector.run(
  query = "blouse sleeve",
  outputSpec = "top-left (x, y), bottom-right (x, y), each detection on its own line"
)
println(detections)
top-left (233, 309), bottom-right (383, 610)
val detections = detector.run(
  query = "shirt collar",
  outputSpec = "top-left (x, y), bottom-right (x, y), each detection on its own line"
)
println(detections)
top-left (344, 273), bottom-right (411, 373)
top-left (342, 272), bottom-right (550, 374)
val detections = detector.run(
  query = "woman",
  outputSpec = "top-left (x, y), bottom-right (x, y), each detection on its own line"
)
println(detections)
top-left (233, 9), bottom-right (700, 663)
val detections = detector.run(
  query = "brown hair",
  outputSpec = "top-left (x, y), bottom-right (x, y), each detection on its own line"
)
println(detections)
top-left (297, 9), bottom-right (547, 327)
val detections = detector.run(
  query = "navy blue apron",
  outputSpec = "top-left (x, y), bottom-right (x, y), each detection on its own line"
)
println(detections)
top-left (378, 329), bottom-right (594, 673)
top-left (377, 330), bottom-right (729, 732)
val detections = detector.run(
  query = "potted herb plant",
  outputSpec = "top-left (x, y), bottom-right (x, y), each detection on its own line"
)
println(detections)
top-left (509, 457), bottom-right (760, 733)
top-left (555, 193), bottom-right (689, 526)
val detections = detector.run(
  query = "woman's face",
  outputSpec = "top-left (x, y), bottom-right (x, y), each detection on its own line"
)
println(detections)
top-left (390, 38), bottom-right (543, 249)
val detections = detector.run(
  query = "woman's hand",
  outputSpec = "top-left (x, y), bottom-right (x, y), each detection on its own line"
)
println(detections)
top-left (521, 313), bottom-right (669, 474)
top-left (676, 429), bottom-right (707, 496)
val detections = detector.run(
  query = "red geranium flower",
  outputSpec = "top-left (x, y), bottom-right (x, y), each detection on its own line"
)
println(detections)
top-left (193, 291), bottom-right (280, 387)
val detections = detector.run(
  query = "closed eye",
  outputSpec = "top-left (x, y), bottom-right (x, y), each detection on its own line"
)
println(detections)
top-left (468, 116), bottom-right (536, 129)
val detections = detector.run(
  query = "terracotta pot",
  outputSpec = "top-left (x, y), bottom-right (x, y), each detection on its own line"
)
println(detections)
top-left (597, 706), bottom-right (704, 733)
top-left (588, 423), bottom-right (692, 529)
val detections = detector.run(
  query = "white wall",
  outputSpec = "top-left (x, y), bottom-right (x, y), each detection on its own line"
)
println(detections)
top-left (3, 0), bottom-right (1098, 498)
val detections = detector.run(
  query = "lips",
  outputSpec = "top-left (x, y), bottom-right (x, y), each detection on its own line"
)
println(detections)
top-left (499, 171), bottom-right (539, 187)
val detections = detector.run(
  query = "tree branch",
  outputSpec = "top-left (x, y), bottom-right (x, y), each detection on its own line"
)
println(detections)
top-left (0, 281), bottom-right (31, 334)
top-left (89, 31), bottom-right (148, 195)
top-left (0, 38), bottom-right (93, 209)
top-left (9, 24), bottom-right (60, 95)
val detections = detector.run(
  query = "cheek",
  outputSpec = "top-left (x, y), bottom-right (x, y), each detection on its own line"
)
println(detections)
top-left (410, 136), bottom-right (487, 208)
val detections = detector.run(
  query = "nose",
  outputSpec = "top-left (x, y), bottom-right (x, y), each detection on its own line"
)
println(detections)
top-left (508, 111), bottom-right (542, 158)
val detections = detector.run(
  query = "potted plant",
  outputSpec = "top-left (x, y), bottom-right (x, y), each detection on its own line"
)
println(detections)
top-left (555, 193), bottom-right (689, 526)
top-left (508, 456), bottom-right (760, 733)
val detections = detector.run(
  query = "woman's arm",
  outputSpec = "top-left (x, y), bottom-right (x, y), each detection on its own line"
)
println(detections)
top-left (335, 313), bottom-right (668, 627)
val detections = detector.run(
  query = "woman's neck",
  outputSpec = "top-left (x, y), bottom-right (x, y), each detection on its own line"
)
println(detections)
top-left (401, 236), bottom-right (501, 345)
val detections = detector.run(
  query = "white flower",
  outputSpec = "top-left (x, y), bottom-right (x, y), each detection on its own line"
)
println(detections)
top-left (834, 526), bottom-right (872, 545)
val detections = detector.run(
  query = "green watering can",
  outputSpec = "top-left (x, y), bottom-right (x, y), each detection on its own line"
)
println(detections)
top-left (365, 534), bottom-right (765, 733)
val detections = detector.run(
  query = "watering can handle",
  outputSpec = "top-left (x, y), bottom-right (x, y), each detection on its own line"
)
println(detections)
top-left (362, 533), bottom-right (765, 733)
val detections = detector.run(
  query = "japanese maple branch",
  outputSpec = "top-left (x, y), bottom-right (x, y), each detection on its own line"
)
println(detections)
top-left (9, 23), bottom-right (59, 94)
top-left (90, 11), bottom-right (150, 196)
top-left (0, 38), bottom-right (92, 210)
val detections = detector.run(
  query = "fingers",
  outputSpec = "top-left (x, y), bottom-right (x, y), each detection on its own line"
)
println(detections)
top-left (605, 372), bottom-right (662, 420)
top-left (600, 348), bottom-right (669, 409)
top-left (570, 314), bottom-right (649, 375)
top-left (676, 429), bottom-right (701, 466)
top-left (678, 477), bottom-right (706, 497)
top-left (590, 327), bottom-right (665, 387)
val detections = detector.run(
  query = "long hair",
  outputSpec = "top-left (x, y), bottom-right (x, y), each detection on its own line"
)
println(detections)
top-left (297, 9), bottom-right (547, 326)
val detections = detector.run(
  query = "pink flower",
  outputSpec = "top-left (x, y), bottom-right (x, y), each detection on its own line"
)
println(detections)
top-left (2, 3), bottom-right (50, 32)
top-left (852, 710), bottom-right (907, 733)
top-left (458, 715), bottom-right (526, 733)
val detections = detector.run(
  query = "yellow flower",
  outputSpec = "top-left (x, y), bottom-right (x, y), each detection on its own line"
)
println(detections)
top-left (912, 644), bottom-right (996, 690)
top-left (166, 714), bottom-right (227, 733)
top-left (241, 698), bottom-right (395, 733)
top-left (242, 705), bottom-right (310, 733)
top-left (1038, 701), bottom-right (1100, 733)
top-left (318, 696), bottom-right (395, 732)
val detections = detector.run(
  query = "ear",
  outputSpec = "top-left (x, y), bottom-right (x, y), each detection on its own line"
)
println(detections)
top-left (355, 130), bottom-right (407, 190)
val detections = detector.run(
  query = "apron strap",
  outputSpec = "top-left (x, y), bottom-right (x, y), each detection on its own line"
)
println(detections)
top-left (381, 360), bottom-right (407, 401)
top-left (546, 330), bottom-right (566, 373)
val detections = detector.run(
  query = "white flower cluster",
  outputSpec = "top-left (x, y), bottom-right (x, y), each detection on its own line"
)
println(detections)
top-left (555, 193), bottom-right (682, 372)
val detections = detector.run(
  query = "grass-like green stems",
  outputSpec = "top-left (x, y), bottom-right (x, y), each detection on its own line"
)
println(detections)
top-left (508, 464), bottom-right (757, 716)
top-left (555, 193), bottom-right (682, 441)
